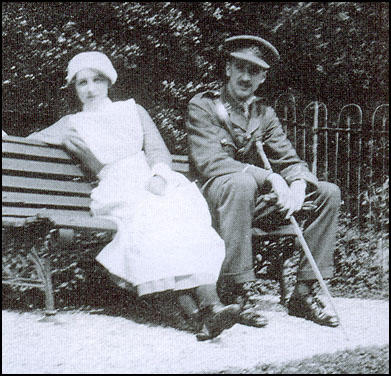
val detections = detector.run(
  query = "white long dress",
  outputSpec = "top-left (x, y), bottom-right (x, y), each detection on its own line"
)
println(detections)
top-left (29, 98), bottom-right (226, 296)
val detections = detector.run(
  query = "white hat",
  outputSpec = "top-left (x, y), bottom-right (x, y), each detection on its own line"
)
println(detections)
top-left (65, 51), bottom-right (117, 86)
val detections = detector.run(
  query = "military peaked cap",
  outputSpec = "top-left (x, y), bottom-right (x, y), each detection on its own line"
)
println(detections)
top-left (224, 35), bottom-right (280, 69)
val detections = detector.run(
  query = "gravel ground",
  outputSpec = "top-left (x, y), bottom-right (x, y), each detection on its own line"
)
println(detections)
top-left (2, 296), bottom-right (389, 374)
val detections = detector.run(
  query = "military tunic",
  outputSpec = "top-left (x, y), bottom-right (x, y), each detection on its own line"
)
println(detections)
top-left (186, 85), bottom-right (341, 285)
top-left (187, 86), bottom-right (318, 190)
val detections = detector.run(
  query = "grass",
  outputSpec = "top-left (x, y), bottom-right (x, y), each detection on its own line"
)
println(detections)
top-left (217, 345), bottom-right (389, 374)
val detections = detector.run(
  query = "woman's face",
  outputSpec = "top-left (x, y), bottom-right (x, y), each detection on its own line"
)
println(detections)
top-left (74, 69), bottom-right (110, 106)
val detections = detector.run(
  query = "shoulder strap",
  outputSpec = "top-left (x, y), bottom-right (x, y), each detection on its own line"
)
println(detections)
top-left (214, 98), bottom-right (237, 141)
top-left (215, 98), bottom-right (256, 157)
top-left (215, 98), bottom-right (272, 168)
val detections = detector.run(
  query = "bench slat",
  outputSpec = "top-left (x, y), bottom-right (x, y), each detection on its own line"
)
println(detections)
top-left (2, 135), bottom-right (54, 146)
top-left (3, 158), bottom-right (84, 177)
top-left (172, 155), bottom-right (189, 163)
top-left (172, 161), bottom-right (190, 173)
top-left (252, 225), bottom-right (296, 237)
top-left (3, 213), bottom-right (117, 232)
top-left (47, 214), bottom-right (117, 231)
top-left (2, 175), bottom-right (92, 195)
top-left (3, 142), bottom-right (72, 162)
top-left (3, 192), bottom-right (91, 209)
top-left (3, 206), bottom-right (92, 218)
top-left (4, 137), bottom-right (189, 163)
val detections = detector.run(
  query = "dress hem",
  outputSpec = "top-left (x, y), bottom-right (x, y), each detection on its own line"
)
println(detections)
top-left (109, 272), bottom-right (217, 296)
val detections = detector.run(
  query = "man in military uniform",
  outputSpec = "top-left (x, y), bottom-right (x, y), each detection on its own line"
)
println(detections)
top-left (186, 35), bottom-right (341, 328)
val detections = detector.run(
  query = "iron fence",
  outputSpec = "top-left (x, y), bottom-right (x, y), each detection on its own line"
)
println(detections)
top-left (274, 94), bottom-right (389, 227)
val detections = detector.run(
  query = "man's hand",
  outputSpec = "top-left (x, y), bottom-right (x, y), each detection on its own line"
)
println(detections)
top-left (289, 179), bottom-right (307, 215)
top-left (265, 173), bottom-right (298, 219)
top-left (145, 175), bottom-right (167, 196)
top-left (62, 132), bottom-right (103, 177)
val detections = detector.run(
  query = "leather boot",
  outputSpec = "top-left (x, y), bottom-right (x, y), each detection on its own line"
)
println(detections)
top-left (236, 281), bottom-right (268, 328)
top-left (288, 293), bottom-right (339, 327)
top-left (196, 302), bottom-right (240, 341)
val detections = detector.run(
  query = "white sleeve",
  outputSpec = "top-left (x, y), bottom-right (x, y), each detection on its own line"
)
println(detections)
top-left (26, 115), bottom-right (73, 145)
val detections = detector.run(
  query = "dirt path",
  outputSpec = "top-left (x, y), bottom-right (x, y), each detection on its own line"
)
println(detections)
top-left (2, 296), bottom-right (389, 374)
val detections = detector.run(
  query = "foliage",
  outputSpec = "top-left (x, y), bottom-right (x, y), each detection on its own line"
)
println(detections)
top-left (2, 2), bottom-right (389, 152)
top-left (333, 178), bottom-right (389, 297)
top-left (223, 345), bottom-right (389, 374)
top-left (361, 177), bottom-right (389, 230)
top-left (272, 2), bottom-right (389, 105)
top-left (331, 214), bottom-right (388, 298)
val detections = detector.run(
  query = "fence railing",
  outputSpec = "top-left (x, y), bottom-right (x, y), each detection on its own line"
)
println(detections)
top-left (274, 94), bottom-right (389, 227)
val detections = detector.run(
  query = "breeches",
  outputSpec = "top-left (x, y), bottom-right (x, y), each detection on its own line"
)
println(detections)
top-left (202, 172), bottom-right (341, 284)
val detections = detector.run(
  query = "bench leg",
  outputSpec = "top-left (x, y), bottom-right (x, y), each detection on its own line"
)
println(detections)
top-left (24, 220), bottom-right (60, 322)
top-left (253, 235), bottom-right (296, 307)
top-left (279, 253), bottom-right (290, 307)
top-left (28, 248), bottom-right (56, 320)
top-left (278, 238), bottom-right (297, 307)
top-left (3, 218), bottom-right (61, 322)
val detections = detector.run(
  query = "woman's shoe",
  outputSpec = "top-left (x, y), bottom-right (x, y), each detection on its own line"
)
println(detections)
top-left (188, 309), bottom-right (203, 332)
top-left (196, 303), bottom-right (240, 341)
top-left (177, 293), bottom-right (203, 332)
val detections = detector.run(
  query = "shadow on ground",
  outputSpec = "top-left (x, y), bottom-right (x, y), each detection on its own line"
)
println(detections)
top-left (2, 260), bottom-right (388, 334)
top-left (2, 271), bottom-right (196, 333)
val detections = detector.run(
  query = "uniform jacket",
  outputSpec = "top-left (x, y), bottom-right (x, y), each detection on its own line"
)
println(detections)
top-left (186, 86), bottom-right (318, 191)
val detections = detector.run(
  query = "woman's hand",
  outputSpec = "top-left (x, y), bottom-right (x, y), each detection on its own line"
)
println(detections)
top-left (62, 132), bottom-right (103, 177)
top-left (145, 175), bottom-right (167, 196)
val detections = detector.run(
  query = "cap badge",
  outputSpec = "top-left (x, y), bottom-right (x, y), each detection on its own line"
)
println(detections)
top-left (248, 46), bottom-right (262, 58)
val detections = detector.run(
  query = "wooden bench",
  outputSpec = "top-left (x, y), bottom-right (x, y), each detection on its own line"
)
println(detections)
top-left (2, 136), bottom-right (297, 318)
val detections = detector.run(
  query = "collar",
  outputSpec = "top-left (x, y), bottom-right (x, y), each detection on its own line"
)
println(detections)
top-left (221, 85), bottom-right (262, 132)
top-left (82, 97), bottom-right (113, 112)
top-left (221, 85), bottom-right (259, 114)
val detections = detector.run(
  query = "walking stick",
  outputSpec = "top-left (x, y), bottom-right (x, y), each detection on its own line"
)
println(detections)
top-left (256, 141), bottom-right (350, 341)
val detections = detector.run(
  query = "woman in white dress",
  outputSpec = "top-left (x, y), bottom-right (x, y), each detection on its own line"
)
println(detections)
top-left (28, 51), bottom-right (240, 340)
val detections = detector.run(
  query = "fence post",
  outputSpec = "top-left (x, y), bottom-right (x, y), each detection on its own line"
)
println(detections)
top-left (370, 104), bottom-right (389, 289)
top-left (337, 104), bottom-right (363, 218)
top-left (283, 105), bottom-right (288, 134)
top-left (303, 102), bottom-right (315, 163)
top-left (275, 92), bottom-right (297, 147)
top-left (304, 101), bottom-right (326, 176)
top-left (311, 101), bottom-right (319, 176)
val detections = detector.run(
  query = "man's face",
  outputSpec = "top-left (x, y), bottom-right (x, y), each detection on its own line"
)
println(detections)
top-left (226, 58), bottom-right (267, 101)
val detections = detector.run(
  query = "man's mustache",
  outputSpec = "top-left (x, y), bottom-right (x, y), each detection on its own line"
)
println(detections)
top-left (238, 81), bottom-right (252, 88)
